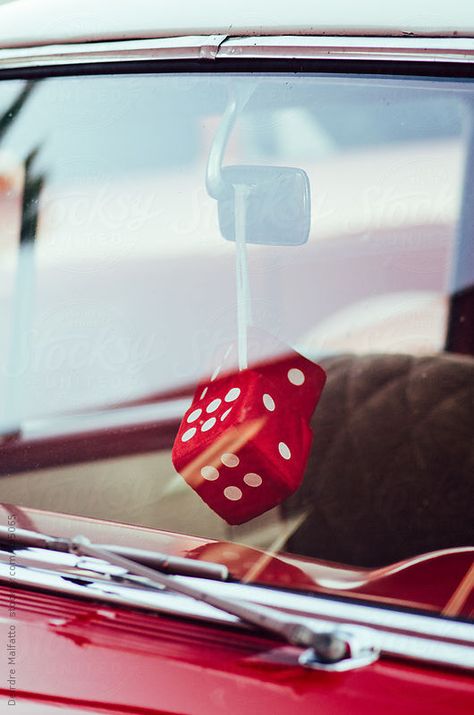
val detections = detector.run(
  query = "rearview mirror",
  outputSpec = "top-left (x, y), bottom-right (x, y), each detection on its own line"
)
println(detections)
top-left (217, 165), bottom-right (311, 246)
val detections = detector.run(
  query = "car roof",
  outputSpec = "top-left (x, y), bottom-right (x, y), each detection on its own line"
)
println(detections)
top-left (0, 0), bottom-right (474, 48)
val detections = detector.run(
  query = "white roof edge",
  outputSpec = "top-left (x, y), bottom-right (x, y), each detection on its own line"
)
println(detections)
top-left (1, 0), bottom-right (474, 49)
top-left (2, 27), bottom-right (474, 51)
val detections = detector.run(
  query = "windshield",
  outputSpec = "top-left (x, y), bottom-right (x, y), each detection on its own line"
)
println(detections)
top-left (0, 70), bottom-right (473, 617)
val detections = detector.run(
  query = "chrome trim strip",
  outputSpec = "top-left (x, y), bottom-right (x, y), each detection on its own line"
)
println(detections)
top-left (1, 559), bottom-right (472, 671)
top-left (219, 35), bottom-right (474, 63)
top-left (0, 35), bottom-right (227, 70)
top-left (3, 547), bottom-right (473, 644)
top-left (187, 578), bottom-right (473, 644)
top-left (0, 35), bottom-right (473, 71)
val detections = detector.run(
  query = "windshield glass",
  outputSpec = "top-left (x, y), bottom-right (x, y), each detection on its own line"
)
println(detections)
top-left (0, 71), bottom-right (473, 616)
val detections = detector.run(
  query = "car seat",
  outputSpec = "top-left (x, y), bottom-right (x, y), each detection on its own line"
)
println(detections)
top-left (284, 353), bottom-right (474, 567)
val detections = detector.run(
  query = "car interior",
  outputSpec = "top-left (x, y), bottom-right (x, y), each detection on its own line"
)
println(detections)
top-left (0, 73), bottom-right (473, 570)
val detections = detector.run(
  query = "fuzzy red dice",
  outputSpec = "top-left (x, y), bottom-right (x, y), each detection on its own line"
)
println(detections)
top-left (172, 340), bottom-right (326, 524)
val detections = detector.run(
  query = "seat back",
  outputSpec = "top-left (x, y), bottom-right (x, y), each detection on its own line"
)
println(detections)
top-left (285, 353), bottom-right (474, 566)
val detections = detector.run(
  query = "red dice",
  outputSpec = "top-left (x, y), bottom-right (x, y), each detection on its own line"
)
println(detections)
top-left (172, 337), bottom-right (326, 524)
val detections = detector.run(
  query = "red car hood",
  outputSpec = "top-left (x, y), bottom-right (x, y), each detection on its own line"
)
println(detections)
top-left (0, 506), bottom-right (473, 714)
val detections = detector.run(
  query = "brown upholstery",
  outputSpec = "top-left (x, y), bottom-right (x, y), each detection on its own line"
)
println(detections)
top-left (285, 353), bottom-right (474, 567)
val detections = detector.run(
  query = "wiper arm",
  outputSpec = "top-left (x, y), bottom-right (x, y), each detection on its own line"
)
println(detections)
top-left (1, 525), bottom-right (379, 670)
top-left (0, 525), bottom-right (228, 581)
top-left (70, 535), bottom-right (378, 671)
top-left (3, 525), bottom-right (378, 669)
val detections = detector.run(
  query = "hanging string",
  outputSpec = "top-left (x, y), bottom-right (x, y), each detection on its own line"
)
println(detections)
top-left (234, 184), bottom-right (252, 371)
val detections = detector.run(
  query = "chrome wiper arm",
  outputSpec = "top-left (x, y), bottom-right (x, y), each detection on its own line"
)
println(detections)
top-left (97, 543), bottom-right (229, 581)
top-left (0, 525), bottom-right (228, 581)
top-left (71, 535), bottom-right (379, 671)
top-left (1, 525), bottom-right (379, 669)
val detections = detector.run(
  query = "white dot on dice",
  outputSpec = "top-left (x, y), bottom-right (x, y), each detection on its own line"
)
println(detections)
top-left (288, 368), bottom-right (305, 386)
top-left (224, 387), bottom-right (241, 402)
top-left (201, 417), bottom-right (216, 432)
top-left (278, 442), bottom-right (292, 460)
top-left (243, 473), bottom-right (262, 487)
top-left (200, 387), bottom-right (208, 400)
top-left (206, 398), bottom-right (221, 413)
top-left (224, 486), bottom-right (242, 501)
top-left (187, 408), bottom-right (202, 423)
top-left (262, 393), bottom-right (275, 411)
top-left (220, 408), bottom-right (232, 421)
top-left (181, 428), bottom-right (196, 442)
top-left (201, 466), bottom-right (219, 481)
top-left (221, 453), bottom-right (239, 467)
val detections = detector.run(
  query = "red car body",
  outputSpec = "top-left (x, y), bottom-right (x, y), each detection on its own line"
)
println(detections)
top-left (1, 507), bottom-right (473, 715)
top-left (0, 2), bottom-right (473, 713)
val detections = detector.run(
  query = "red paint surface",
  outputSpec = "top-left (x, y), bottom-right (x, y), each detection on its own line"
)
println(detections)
top-left (0, 583), bottom-right (473, 715)
top-left (0, 507), bottom-right (473, 712)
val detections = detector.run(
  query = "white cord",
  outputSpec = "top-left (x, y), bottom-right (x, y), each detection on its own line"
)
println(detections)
top-left (234, 184), bottom-right (252, 371)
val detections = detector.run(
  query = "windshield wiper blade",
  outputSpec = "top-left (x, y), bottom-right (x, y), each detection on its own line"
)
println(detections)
top-left (0, 525), bottom-right (228, 581)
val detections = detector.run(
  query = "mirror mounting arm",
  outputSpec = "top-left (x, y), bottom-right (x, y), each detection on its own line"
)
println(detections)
top-left (206, 84), bottom-right (255, 200)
